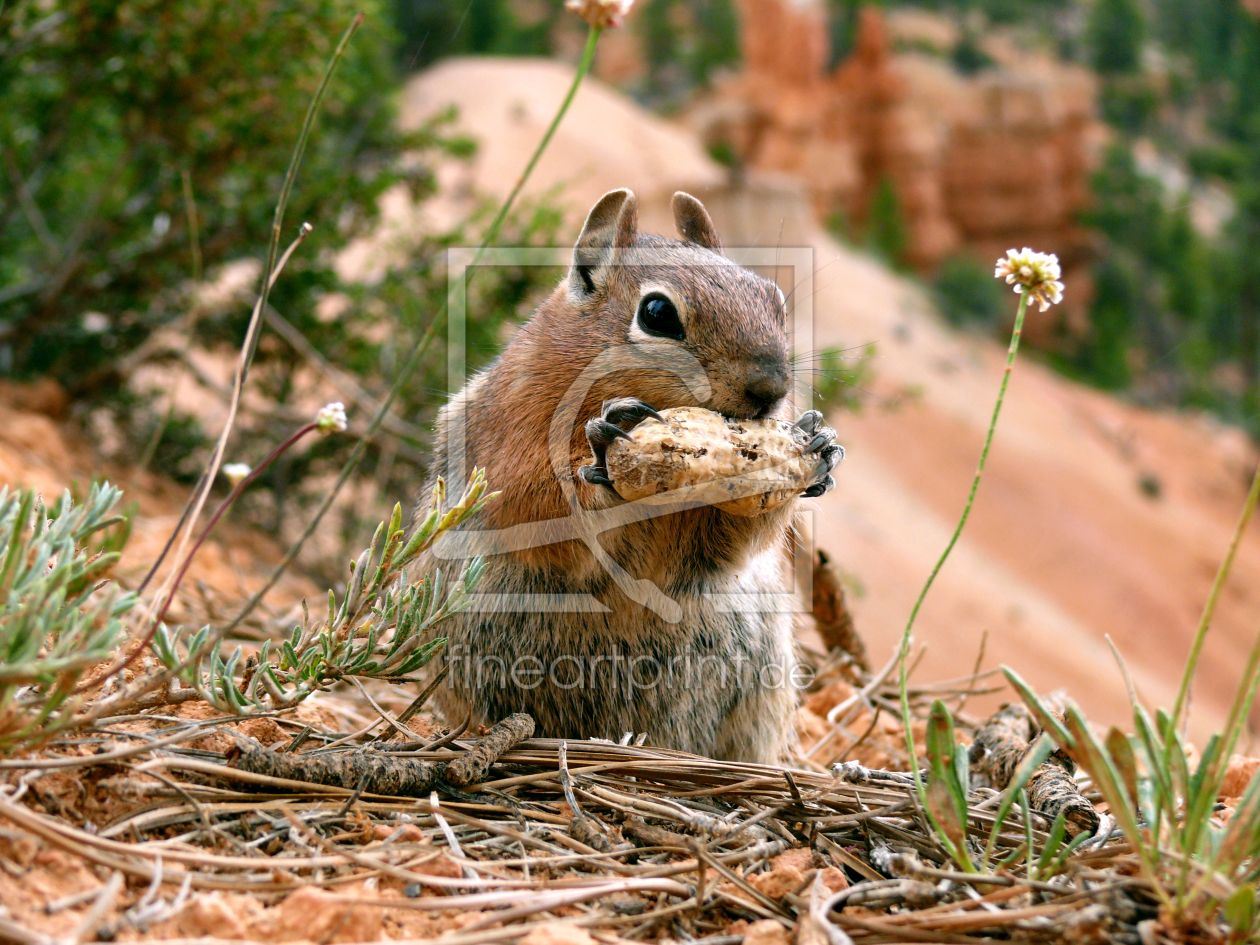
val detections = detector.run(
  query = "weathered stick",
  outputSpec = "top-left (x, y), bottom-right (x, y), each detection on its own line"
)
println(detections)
top-left (228, 739), bottom-right (446, 795)
top-left (445, 712), bottom-right (535, 786)
top-left (969, 702), bottom-right (1099, 836)
top-left (560, 741), bottom-right (622, 853)
top-left (813, 550), bottom-right (868, 671)
top-left (621, 815), bottom-right (694, 850)
top-left (227, 712), bottom-right (535, 796)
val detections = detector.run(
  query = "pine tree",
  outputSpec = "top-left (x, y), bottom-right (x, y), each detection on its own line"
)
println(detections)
top-left (1088, 0), bottom-right (1145, 75)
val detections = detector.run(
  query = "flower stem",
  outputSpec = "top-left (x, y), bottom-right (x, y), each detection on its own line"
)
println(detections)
top-left (80, 422), bottom-right (319, 692)
top-left (470, 25), bottom-right (601, 269)
top-left (215, 26), bottom-right (604, 640)
top-left (899, 291), bottom-right (1030, 777)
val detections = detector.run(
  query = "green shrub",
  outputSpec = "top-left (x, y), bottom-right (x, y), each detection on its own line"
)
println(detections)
top-left (865, 177), bottom-right (908, 268)
top-left (155, 472), bottom-right (494, 714)
top-left (0, 1), bottom-right (563, 574)
top-left (1099, 77), bottom-right (1160, 136)
top-left (1188, 144), bottom-right (1245, 183)
top-left (933, 256), bottom-right (1006, 329)
top-left (1087, 0), bottom-right (1145, 76)
top-left (951, 32), bottom-right (995, 75)
top-left (393, 0), bottom-right (561, 68)
top-left (1080, 144), bottom-right (1226, 395)
top-left (796, 344), bottom-right (875, 414)
top-left (0, 483), bottom-right (135, 751)
top-left (637, 0), bottom-right (741, 107)
top-left (1073, 254), bottom-right (1135, 390)
top-left (0, 0), bottom-right (405, 387)
top-left (0, 472), bottom-right (492, 749)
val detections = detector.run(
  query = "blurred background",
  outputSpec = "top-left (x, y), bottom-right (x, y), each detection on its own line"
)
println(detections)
top-left (3, 0), bottom-right (1260, 745)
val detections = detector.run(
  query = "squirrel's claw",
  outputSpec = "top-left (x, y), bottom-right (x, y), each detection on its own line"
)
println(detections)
top-left (586, 418), bottom-right (633, 451)
top-left (583, 417), bottom-right (634, 492)
top-left (818, 443), bottom-right (845, 474)
top-left (578, 464), bottom-right (615, 488)
top-left (802, 475), bottom-right (835, 499)
top-left (602, 397), bottom-right (663, 430)
top-left (794, 409), bottom-right (842, 498)
top-left (582, 402), bottom-right (659, 493)
top-left (804, 432), bottom-right (831, 454)
top-left (794, 409), bottom-right (825, 435)
top-left (802, 421), bottom-right (838, 455)
top-left (796, 411), bottom-right (837, 456)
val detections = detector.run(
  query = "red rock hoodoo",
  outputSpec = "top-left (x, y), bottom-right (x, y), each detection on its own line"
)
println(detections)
top-left (692, 0), bottom-right (1101, 339)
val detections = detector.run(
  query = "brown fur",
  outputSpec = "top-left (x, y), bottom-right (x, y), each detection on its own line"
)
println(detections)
top-left (411, 190), bottom-right (811, 763)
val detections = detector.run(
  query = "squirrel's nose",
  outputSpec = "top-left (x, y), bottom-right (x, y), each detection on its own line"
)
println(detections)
top-left (744, 353), bottom-right (789, 413)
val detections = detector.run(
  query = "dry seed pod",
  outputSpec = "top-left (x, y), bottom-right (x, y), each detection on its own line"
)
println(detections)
top-left (603, 406), bottom-right (829, 516)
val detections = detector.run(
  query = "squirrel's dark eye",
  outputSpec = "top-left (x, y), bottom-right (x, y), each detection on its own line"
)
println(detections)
top-left (637, 294), bottom-right (684, 340)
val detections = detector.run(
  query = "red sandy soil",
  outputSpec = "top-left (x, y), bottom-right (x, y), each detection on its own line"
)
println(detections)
top-left (0, 378), bottom-right (318, 624)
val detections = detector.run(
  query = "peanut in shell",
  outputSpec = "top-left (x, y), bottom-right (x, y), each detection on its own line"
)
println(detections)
top-left (603, 406), bottom-right (828, 516)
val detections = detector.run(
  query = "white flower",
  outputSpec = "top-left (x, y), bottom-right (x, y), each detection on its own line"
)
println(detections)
top-left (315, 402), bottom-right (348, 435)
top-left (994, 247), bottom-right (1064, 313)
top-left (565, 0), bottom-right (634, 29)
top-left (222, 463), bottom-right (251, 488)
top-left (81, 311), bottom-right (110, 333)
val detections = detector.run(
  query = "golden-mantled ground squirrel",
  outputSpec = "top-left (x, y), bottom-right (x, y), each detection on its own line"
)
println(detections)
top-left (413, 189), bottom-right (840, 763)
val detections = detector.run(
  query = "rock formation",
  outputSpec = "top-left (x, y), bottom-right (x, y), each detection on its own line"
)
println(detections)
top-left (692, 0), bottom-right (1101, 339)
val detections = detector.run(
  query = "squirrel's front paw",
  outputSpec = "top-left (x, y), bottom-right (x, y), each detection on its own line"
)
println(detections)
top-left (793, 410), bottom-right (843, 498)
top-left (579, 397), bottom-right (662, 491)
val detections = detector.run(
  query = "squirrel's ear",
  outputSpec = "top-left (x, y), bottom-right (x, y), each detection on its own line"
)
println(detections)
top-left (672, 192), bottom-right (722, 253)
top-left (570, 188), bottom-right (638, 296)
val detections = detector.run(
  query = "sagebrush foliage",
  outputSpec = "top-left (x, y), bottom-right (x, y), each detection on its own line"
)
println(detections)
top-left (0, 483), bottom-right (135, 750)
top-left (0, 472), bottom-right (492, 748)
top-left (154, 471), bottom-right (495, 714)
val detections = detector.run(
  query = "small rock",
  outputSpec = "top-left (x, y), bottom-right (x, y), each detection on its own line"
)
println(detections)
top-left (818, 865), bottom-right (849, 894)
top-left (743, 918), bottom-right (791, 945)
top-left (176, 893), bottom-right (248, 940)
top-left (409, 850), bottom-right (462, 878)
top-left (370, 822), bottom-right (426, 843)
top-left (237, 717), bottom-right (285, 746)
top-left (748, 848), bottom-right (813, 899)
top-left (272, 885), bottom-right (382, 943)
top-left (1221, 755), bottom-right (1260, 799)
top-left (517, 922), bottom-right (597, 945)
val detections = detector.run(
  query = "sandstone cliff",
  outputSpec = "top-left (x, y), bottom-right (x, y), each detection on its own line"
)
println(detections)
top-left (690, 1), bottom-right (1102, 341)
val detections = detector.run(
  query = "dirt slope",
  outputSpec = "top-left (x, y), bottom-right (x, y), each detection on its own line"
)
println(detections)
top-left (403, 58), bottom-right (1260, 745)
top-left (796, 245), bottom-right (1260, 743)
top-left (398, 57), bottom-right (724, 234)
top-left (0, 380), bottom-right (318, 626)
